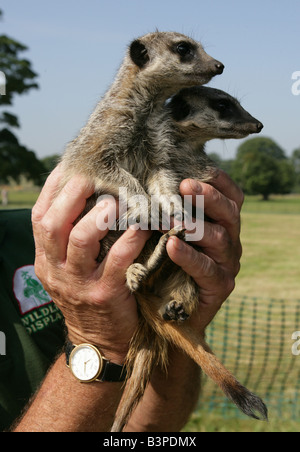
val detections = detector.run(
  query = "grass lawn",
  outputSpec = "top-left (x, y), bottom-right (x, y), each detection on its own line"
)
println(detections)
top-left (183, 410), bottom-right (300, 432)
top-left (0, 189), bottom-right (40, 209)
top-left (184, 194), bottom-right (300, 433)
top-left (235, 195), bottom-right (300, 300)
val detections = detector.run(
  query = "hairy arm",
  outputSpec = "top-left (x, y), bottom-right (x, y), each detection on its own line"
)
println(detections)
top-left (13, 355), bottom-right (124, 432)
top-left (13, 167), bottom-right (150, 432)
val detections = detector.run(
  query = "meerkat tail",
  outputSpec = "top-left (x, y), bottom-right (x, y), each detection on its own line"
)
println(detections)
top-left (111, 321), bottom-right (169, 432)
top-left (111, 347), bottom-right (152, 432)
top-left (162, 322), bottom-right (268, 421)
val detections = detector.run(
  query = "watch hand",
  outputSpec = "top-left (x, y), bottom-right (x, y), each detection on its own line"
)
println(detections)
top-left (84, 359), bottom-right (91, 375)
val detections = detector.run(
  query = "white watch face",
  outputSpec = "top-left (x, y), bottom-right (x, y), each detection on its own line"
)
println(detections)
top-left (70, 344), bottom-right (103, 382)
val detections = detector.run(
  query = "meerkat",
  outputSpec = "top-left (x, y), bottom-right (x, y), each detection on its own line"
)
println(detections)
top-left (57, 30), bottom-right (225, 428)
top-left (57, 31), bottom-right (266, 429)
top-left (59, 31), bottom-right (224, 220)
top-left (127, 86), bottom-right (265, 306)
top-left (111, 87), bottom-right (267, 432)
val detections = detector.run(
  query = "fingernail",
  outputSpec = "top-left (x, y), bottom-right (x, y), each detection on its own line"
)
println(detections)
top-left (97, 200), bottom-right (108, 210)
top-left (170, 236), bottom-right (183, 251)
top-left (189, 179), bottom-right (202, 194)
top-left (129, 223), bottom-right (140, 231)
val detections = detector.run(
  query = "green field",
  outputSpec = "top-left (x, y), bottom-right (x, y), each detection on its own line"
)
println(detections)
top-left (184, 195), bottom-right (300, 432)
top-left (0, 189), bottom-right (39, 209)
top-left (183, 410), bottom-right (300, 432)
top-left (235, 195), bottom-right (300, 300)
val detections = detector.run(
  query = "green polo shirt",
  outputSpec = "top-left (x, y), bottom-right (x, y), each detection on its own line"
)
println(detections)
top-left (0, 209), bottom-right (65, 431)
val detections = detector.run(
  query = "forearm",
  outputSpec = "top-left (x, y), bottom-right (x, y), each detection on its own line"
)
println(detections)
top-left (124, 346), bottom-right (201, 432)
top-left (13, 354), bottom-right (124, 432)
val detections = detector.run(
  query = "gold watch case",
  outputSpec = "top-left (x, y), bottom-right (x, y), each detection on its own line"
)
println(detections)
top-left (69, 343), bottom-right (104, 383)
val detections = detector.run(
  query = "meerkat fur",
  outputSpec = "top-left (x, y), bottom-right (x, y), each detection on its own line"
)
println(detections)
top-left (111, 87), bottom-right (267, 432)
top-left (59, 31), bottom-right (224, 223)
top-left (57, 31), bottom-right (225, 429)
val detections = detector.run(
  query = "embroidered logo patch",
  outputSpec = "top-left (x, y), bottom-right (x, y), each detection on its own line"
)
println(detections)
top-left (13, 265), bottom-right (52, 315)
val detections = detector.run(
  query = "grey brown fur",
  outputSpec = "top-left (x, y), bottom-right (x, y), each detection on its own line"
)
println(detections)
top-left (59, 31), bottom-right (224, 214)
top-left (111, 87), bottom-right (267, 431)
top-left (57, 31), bottom-right (267, 431)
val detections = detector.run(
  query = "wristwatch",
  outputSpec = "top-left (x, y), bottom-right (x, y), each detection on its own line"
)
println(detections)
top-left (65, 340), bottom-right (127, 383)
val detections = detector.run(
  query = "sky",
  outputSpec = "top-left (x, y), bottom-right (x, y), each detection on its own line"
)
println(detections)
top-left (0, 0), bottom-right (299, 160)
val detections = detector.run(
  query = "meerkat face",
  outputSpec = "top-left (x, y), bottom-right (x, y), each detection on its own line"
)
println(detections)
top-left (128, 32), bottom-right (224, 90)
top-left (169, 86), bottom-right (263, 142)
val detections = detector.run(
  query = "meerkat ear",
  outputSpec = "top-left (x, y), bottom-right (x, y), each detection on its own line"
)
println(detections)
top-left (169, 96), bottom-right (191, 122)
top-left (130, 40), bottom-right (150, 68)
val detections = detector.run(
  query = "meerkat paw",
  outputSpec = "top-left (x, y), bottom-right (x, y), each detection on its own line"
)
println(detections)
top-left (159, 226), bottom-right (186, 253)
top-left (162, 300), bottom-right (190, 322)
top-left (126, 263), bottom-right (149, 292)
top-left (159, 226), bottom-right (186, 248)
top-left (168, 226), bottom-right (186, 240)
top-left (147, 227), bottom-right (186, 269)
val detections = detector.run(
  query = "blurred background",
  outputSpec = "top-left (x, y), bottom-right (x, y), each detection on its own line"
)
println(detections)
top-left (0, 0), bottom-right (299, 432)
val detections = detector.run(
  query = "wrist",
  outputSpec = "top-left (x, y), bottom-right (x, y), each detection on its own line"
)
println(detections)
top-left (66, 331), bottom-right (129, 365)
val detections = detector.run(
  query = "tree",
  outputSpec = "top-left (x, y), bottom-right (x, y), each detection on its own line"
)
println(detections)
top-left (232, 137), bottom-right (296, 200)
top-left (291, 148), bottom-right (300, 192)
top-left (208, 152), bottom-right (234, 178)
top-left (41, 154), bottom-right (61, 173)
top-left (0, 9), bottom-right (45, 184)
top-left (234, 137), bottom-right (287, 161)
top-left (0, 128), bottom-right (46, 184)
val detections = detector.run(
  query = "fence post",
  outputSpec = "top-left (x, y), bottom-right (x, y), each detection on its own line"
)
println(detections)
top-left (0, 332), bottom-right (6, 355)
top-left (0, 71), bottom-right (6, 95)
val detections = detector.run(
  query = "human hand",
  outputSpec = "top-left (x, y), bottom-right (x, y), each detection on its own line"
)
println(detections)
top-left (166, 170), bottom-right (244, 333)
top-left (31, 166), bottom-right (151, 364)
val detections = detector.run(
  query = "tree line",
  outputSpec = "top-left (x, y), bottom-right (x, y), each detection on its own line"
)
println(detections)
top-left (209, 138), bottom-right (299, 201)
top-left (0, 8), bottom-right (299, 201)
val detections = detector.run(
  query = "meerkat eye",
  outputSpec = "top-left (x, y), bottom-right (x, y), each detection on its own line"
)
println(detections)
top-left (218, 102), bottom-right (228, 110)
top-left (217, 100), bottom-right (231, 112)
top-left (176, 42), bottom-right (192, 57)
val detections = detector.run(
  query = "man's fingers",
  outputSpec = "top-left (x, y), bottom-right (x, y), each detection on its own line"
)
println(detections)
top-left (66, 199), bottom-right (118, 276)
top-left (180, 178), bottom-right (241, 242)
top-left (199, 221), bottom-right (232, 258)
top-left (31, 165), bottom-right (64, 254)
top-left (166, 236), bottom-right (235, 333)
top-left (32, 165), bottom-right (63, 222)
top-left (166, 236), bottom-right (220, 286)
top-left (167, 235), bottom-right (235, 294)
top-left (40, 175), bottom-right (94, 265)
top-left (100, 226), bottom-right (151, 290)
top-left (208, 170), bottom-right (245, 210)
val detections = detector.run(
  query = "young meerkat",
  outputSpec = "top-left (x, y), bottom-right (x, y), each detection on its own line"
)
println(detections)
top-left (111, 87), bottom-right (267, 432)
top-left (127, 86), bottom-right (264, 306)
top-left (59, 31), bottom-right (224, 220)
top-left (58, 30), bottom-right (224, 426)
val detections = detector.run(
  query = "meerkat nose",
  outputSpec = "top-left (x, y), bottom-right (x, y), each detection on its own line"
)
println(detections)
top-left (256, 122), bottom-right (264, 132)
top-left (215, 62), bottom-right (225, 74)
